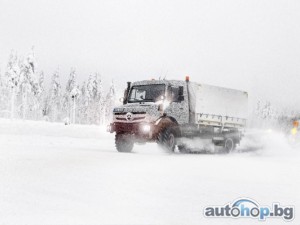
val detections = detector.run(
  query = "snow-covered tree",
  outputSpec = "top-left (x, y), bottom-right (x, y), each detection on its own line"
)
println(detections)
top-left (5, 51), bottom-right (21, 119)
top-left (86, 74), bottom-right (97, 124)
top-left (38, 71), bottom-right (45, 96)
top-left (49, 68), bottom-right (61, 122)
top-left (18, 48), bottom-right (39, 120)
top-left (98, 76), bottom-right (105, 125)
top-left (62, 68), bottom-right (77, 121)
top-left (87, 73), bottom-right (98, 101)
top-left (78, 81), bottom-right (89, 124)
top-left (70, 85), bottom-right (81, 124)
top-left (33, 70), bottom-right (46, 120)
top-left (105, 80), bottom-right (116, 124)
top-left (66, 68), bottom-right (76, 93)
top-left (84, 73), bottom-right (105, 124)
top-left (0, 68), bottom-right (8, 116)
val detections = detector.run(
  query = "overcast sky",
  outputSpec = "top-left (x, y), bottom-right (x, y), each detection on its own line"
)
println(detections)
top-left (1, 0), bottom-right (300, 109)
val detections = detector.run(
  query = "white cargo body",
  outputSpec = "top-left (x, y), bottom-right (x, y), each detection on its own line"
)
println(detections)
top-left (188, 82), bottom-right (248, 128)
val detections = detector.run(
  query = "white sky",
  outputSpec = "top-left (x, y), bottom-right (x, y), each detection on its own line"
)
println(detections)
top-left (0, 0), bottom-right (300, 109)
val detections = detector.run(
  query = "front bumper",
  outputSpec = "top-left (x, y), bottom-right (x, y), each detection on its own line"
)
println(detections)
top-left (107, 122), bottom-right (155, 140)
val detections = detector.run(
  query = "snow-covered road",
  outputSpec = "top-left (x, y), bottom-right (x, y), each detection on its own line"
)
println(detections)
top-left (0, 119), bottom-right (299, 225)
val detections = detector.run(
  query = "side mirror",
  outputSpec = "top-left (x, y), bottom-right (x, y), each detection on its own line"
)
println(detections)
top-left (178, 86), bottom-right (184, 96)
top-left (123, 88), bottom-right (128, 105)
top-left (178, 86), bottom-right (184, 101)
top-left (178, 95), bottom-right (184, 101)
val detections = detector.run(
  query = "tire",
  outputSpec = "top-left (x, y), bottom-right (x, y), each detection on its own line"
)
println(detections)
top-left (115, 133), bottom-right (134, 153)
top-left (178, 144), bottom-right (191, 154)
top-left (223, 138), bottom-right (235, 153)
top-left (157, 127), bottom-right (176, 152)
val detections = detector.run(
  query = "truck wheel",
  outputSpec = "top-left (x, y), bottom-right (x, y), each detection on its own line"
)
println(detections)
top-left (223, 138), bottom-right (235, 153)
top-left (115, 133), bottom-right (134, 153)
top-left (178, 145), bottom-right (191, 154)
top-left (157, 127), bottom-right (176, 152)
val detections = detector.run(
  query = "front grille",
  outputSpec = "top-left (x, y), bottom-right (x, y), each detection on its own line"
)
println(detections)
top-left (114, 112), bottom-right (146, 115)
top-left (116, 116), bottom-right (145, 121)
top-left (133, 117), bottom-right (145, 121)
top-left (116, 118), bottom-right (127, 121)
top-left (114, 112), bottom-right (126, 115)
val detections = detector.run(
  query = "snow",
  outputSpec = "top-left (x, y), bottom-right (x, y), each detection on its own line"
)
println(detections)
top-left (0, 119), bottom-right (299, 225)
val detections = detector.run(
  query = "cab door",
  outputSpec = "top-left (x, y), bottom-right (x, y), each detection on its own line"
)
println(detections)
top-left (164, 85), bottom-right (189, 124)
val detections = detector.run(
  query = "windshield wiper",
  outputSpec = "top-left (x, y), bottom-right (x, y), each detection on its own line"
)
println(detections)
top-left (128, 98), bottom-right (154, 102)
top-left (128, 98), bottom-right (143, 103)
top-left (141, 98), bottom-right (154, 102)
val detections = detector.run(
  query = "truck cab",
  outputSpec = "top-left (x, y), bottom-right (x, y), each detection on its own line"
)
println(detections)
top-left (107, 79), bottom-right (189, 152)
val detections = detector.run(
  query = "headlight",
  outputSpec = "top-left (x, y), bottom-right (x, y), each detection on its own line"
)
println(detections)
top-left (291, 128), bottom-right (297, 135)
top-left (142, 124), bottom-right (151, 133)
top-left (163, 100), bottom-right (170, 110)
top-left (155, 99), bottom-right (170, 110)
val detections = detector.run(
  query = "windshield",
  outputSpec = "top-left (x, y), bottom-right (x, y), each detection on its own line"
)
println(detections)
top-left (128, 84), bottom-right (165, 103)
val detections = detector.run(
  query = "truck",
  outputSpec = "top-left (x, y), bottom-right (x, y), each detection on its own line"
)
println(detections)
top-left (107, 77), bottom-right (248, 153)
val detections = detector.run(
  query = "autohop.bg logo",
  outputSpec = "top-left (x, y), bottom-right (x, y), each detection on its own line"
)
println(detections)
top-left (204, 198), bottom-right (294, 221)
